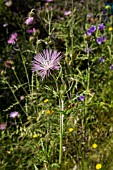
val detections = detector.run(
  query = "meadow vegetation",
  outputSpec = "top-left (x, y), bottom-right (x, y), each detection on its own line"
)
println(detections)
top-left (0, 0), bottom-right (113, 169)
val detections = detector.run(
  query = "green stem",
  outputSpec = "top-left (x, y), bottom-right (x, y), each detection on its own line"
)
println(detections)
top-left (47, 7), bottom-right (52, 37)
top-left (70, 0), bottom-right (74, 63)
top-left (6, 81), bottom-right (26, 114)
top-left (59, 99), bottom-right (64, 165)
top-left (85, 62), bottom-right (90, 116)
top-left (14, 46), bottom-right (31, 93)
top-left (85, 44), bottom-right (90, 116)
top-left (13, 67), bottom-right (28, 95)
top-left (21, 53), bottom-right (31, 93)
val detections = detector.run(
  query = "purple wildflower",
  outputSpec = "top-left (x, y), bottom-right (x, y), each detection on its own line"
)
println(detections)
top-left (96, 37), bottom-right (102, 45)
top-left (84, 47), bottom-right (92, 53)
top-left (84, 48), bottom-right (88, 53)
top-left (32, 49), bottom-right (62, 80)
top-left (46, 0), bottom-right (53, 2)
top-left (87, 25), bottom-right (96, 35)
top-left (25, 17), bottom-right (34, 25)
top-left (9, 111), bottom-right (19, 118)
top-left (79, 95), bottom-right (85, 101)
top-left (110, 64), bottom-right (113, 70)
top-left (98, 23), bottom-right (105, 31)
top-left (96, 35), bottom-right (106, 45)
top-left (26, 28), bottom-right (36, 33)
top-left (98, 57), bottom-right (105, 63)
top-left (7, 33), bottom-right (17, 44)
top-left (0, 123), bottom-right (7, 130)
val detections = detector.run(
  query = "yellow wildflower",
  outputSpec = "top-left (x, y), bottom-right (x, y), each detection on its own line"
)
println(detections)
top-left (96, 164), bottom-right (102, 170)
top-left (44, 99), bottom-right (49, 103)
top-left (92, 143), bottom-right (98, 149)
top-left (105, 5), bottom-right (111, 9)
top-left (51, 110), bottom-right (54, 113)
top-left (69, 128), bottom-right (73, 132)
top-left (33, 134), bottom-right (38, 138)
top-left (108, 27), bottom-right (113, 31)
top-left (46, 110), bottom-right (51, 114)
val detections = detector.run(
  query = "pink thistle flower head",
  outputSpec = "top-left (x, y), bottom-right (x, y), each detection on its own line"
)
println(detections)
top-left (25, 17), bottom-right (34, 25)
top-left (0, 123), bottom-right (7, 130)
top-left (32, 49), bottom-right (62, 80)
top-left (7, 33), bottom-right (17, 44)
top-left (9, 111), bottom-right (19, 118)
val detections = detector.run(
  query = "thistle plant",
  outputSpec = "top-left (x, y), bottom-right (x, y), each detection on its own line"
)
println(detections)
top-left (32, 48), bottom-right (64, 166)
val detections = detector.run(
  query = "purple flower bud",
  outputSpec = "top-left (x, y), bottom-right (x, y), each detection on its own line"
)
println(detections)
top-left (101, 35), bottom-right (106, 41)
top-left (79, 95), bottom-right (85, 101)
top-left (98, 57), bottom-right (105, 63)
